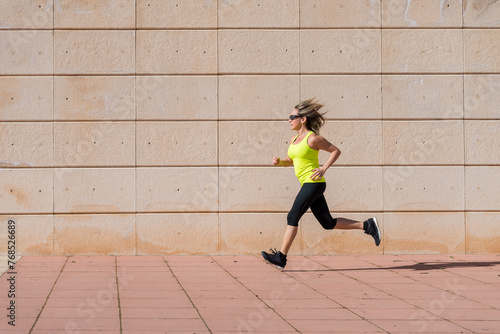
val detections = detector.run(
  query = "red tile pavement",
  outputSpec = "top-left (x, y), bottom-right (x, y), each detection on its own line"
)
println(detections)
top-left (0, 254), bottom-right (498, 333)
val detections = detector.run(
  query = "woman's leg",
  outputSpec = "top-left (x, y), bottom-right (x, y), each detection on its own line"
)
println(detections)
top-left (310, 194), bottom-right (363, 230)
top-left (280, 225), bottom-right (298, 255)
top-left (280, 183), bottom-right (326, 255)
top-left (309, 190), bottom-right (380, 245)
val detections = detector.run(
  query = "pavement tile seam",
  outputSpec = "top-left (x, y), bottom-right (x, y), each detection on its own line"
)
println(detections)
top-left (208, 255), bottom-right (303, 334)
top-left (275, 256), bottom-right (393, 333)
top-left (28, 257), bottom-right (69, 334)
top-left (161, 257), bottom-right (213, 333)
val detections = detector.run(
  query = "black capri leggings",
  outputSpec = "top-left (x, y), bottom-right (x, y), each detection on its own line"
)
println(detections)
top-left (287, 182), bottom-right (337, 229)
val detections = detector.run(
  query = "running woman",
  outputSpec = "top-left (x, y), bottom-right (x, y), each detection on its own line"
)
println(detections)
top-left (261, 98), bottom-right (380, 269)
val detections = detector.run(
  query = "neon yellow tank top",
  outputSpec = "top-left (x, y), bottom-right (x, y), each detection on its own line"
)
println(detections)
top-left (287, 131), bottom-right (325, 186)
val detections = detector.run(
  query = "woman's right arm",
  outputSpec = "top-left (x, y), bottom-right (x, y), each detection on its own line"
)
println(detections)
top-left (273, 155), bottom-right (293, 166)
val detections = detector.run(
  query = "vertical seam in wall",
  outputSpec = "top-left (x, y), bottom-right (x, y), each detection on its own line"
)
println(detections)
top-left (298, 0), bottom-right (301, 100)
top-left (462, 7), bottom-right (467, 255)
top-left (217, 1), bottom-right (220, 255)
top-left (134, 0), bottom-right (138, 256)
top-left (379, 1), bottom-right (385, 255)
top-left (52, 0), bottom-right (56, 255)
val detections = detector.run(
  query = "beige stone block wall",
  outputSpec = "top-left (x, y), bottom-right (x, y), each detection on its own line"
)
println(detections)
top-left (137, 0), bottom-right (217, 29)
top-left (54, 168), bottom-right (135, 213)
top-left (382, 29), bottom-right (462, 73)
top-left (54, 122), bottom-right (135, 166)
top-left (137, 30), bottom-right (217, 74)
top-left (0, 31), bottom-right (53, 74)
top-left (55, 30), bottom-right (135, 75)
top-left (136, 76), bottom-right (218, 120)
top-left (301, 29), bottom-right (381, 73)
top-left (0, 76), bottom-right (53, 120)
top-left (136, 167), bottom-right (218, 212)
top-left (54, 76), bottom-right (135, 121)
top-left (54, 214), bottom-right (136, 255)
top-left (464, 75), bottom-right (500, 119)
top-left (0, 169), bottom-right (53, 214)
top-left (384, 213), bottom-right (465, 254)
top-left (136, 214), bottom-right (218, 255)
top-left (2, 1), bottom-right (499, 256)
top-left (54, 0), bottom-right (135, 29)
top-left (382, 75), bottom-right (463, 119)
top-left (0, 122), bottom-right (53, 167)
top-left (301, 75), bottom-right (382, 119)
top-left (466, 212), bottom-right (500, 254)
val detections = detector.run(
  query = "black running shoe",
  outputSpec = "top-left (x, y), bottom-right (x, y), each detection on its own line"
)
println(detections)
top-left (364, 217), bottom-right (381, 246)
top-left (261, 248), bottom-right (287, 269)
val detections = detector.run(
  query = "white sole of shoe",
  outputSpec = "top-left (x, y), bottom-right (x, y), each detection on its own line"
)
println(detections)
top-left (372, 217), bottom-right (381, 246)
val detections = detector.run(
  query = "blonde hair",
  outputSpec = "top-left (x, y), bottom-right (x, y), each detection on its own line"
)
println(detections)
top-left (295, 97), bottom-right (326, 134)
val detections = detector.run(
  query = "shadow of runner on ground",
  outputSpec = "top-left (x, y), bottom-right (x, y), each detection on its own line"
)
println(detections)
top-left (283, 261), bottom-right (500, 273)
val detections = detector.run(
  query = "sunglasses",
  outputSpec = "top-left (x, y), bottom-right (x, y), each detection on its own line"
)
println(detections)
top-left (288, 115), bottom-right (303, 120)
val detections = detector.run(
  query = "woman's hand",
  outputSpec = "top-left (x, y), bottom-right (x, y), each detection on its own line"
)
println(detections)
top-left (310, 167), bottom-right (325, 180)
top-left (273, 157), bottom-right (281, 166)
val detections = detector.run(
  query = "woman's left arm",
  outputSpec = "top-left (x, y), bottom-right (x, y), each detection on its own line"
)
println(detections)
top-left (310, 135), bottom-right (341, 181)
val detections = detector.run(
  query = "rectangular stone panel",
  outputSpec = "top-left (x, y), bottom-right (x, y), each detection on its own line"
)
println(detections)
top-left (136, 76), bottom-right (217, 120)
top-left (0, 215), bottom-right (53, 256)
top-left (219, 75), bottom-right (300, 120)
top-left (218, 0), bottom-right (299, 28)
top-left (464, 75), bottom-right (500, 119)
top-left (463, 0), bottom-right (500, 27)
top-left (0, 30), bottom-right (53, 74)
top-left (300, 29), bottom-right (381, 73)
top-left (219, 167), bottom-right (382, 212)
top-left (219, 121), bottom-right (291, 166)
top-left (55, 30), bottom-right (135, 75)
top-left (383, 121), bottom-right (464, 165)
top-left (137, 0), bottom-right (217, 28)
top-left (0, 76), bottom-right (53, 121)
top-left (54, 214), bottom-right (135, 255)
top-left (54, 0), bottom-right (135, 28)
top-left (325, 167), bottom-right (383, 211)
top-left (300, 213), bottom-right (384, 255)
top-left (219, 30), bottom-right (299, 73)
top-left (136, 121), bottom-right (217, 166)
top-left (54, 122), bottom-right (135, 166)
top-left (382, 29), bottom-right (462, 73)
top-left (218, 167), bottom-right (298, 212)
top-left (137, 30), bottom-right (217, 74)
top-left (465, 30), bottom-right (500, 73)
top-left (301, 0), bottom-right (381, 28)
top-left (382, 0), bottom-right (462, 27)
top-left (0, 169), bottom-right (53, 213)
top-left (54, 168), bottom-right (135, 213)
top-left (0, 122), bottom-right (53, 167)
top-left (465, 121), bottom-right (500, 165)
top-left (0, 0), bottom-right (53, 29)
top-left (136, 167), bottom-right (218, 212)
top-left (136, 214), bottom-right (218, 255)
top-left (383, 75), bottom-right (463, 119)
top-left (54, 76), bottom-right (135, 121)
top-left (383, 213), bottom-right (465, 254)
top-left (321, 121), bottom-right (383, 165)
top-left (465, 167), bottom-right (500, 211)
top-left (466, 212), bottom-right (500, 254)
top-left (383, 167), bottom-right (464, 211)
top-left (301, 75), bottom-right (382, 119)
